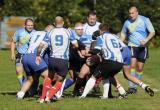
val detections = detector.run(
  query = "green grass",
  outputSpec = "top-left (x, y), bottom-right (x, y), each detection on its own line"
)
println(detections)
top-left (0, 48), bottom-right (160, 110)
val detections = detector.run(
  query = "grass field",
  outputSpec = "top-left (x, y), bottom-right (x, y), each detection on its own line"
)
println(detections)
top-left (0, 48), bottom-right (160, 110)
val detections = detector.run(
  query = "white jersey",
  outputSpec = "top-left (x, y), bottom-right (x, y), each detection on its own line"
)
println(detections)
top-left (47, 27), bottom-right (77, 60)
top-left (113, 34), bottom-right (127, 48)
top-left (83, 21), bottom-right (101, 35)
top-left (27, 31), bottom-right (47, 54)
top-left (95, 33), bottom-right (123, 63)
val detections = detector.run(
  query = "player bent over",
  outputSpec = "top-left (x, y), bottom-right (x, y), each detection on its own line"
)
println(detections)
top-left (16, 31), bottom-right (49, 99)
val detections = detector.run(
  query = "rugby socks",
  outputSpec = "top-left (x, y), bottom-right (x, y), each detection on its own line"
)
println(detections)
top-left (139, 82), bottom-right (147, 89)
top-left (17, 73), bottom-right (26, 87)
top-left (117, 85), bottom-right (126, 95)
top-left (128, 68), bottom-right (137, 88)
top-left (40, 78), bottom-right (51, 99)
top-left (55, 79), bottom-right (66, 98)
top-left (102, 79), bottom-right (110, 98)
top-left (63, 78), bottom-right (74, 90)
top-left (47, 82), bottom-right (62, 99)
top-left (81, 77), bottom-right (96, 97)
top-left (73, 77), bottom-right (85, 94)
top-left (136, 71), bottom-right (143, 79)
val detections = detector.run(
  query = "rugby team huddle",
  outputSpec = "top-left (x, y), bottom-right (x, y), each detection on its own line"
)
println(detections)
top-left (11, 6), bottom-right (155, 103)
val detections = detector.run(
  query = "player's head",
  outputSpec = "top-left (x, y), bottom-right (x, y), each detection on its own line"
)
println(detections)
top-left (54, 16), bottom-right (64, 27)
top-left (129, 6), bottom-right (138, 20)
top-left (24, 18), bottom-right (34, 33)
top-left (74, 22), bottom-right (83, 36)
top-left (45, 24), bottom-right (54, 32)
top-left (99, 23), bottom-right (109, 34)
top-left (87, 11), bottom-right (97, 26)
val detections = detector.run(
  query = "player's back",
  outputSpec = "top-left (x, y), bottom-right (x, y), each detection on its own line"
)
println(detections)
top-left (27, 31), bottom-right (47, 54)
top-left (48, 27), bottom-right (72, 59)
top-left (100, 33), bottom-right (123, 63)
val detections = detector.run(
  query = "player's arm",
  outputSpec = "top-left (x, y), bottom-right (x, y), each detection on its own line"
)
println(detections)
top-left (35, 34), bottom-right (49, 65)
top-left (11, 40), bottom-right (16, 60)
top-left (10, 31), bottom-right (18, 61)
top-left (120, 22), bottom-right (128, 43)
top-left (35, 43), bottom-right (45, 65)
top-left (86, 37), bottom-right (102, 66)
top-left (141, 18), bottom-right (155, 45)
top-left (77, 50), bottom-right (85, 58)
top-left (142, 32), bottom-right (155, 44)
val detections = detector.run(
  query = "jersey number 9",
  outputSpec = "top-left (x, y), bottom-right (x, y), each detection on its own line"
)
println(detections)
top-left (55, 35), bottom-right (63, 46)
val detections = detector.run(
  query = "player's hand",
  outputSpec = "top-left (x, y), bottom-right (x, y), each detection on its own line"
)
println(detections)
top-left (35, 56), bottom-right (41, 65)
top-left (11, 54), bottom-right (15, 61)
top-left (140, 39), bottom-right (148, 46)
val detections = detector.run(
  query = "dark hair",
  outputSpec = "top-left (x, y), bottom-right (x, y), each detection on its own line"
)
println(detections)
top-left (87, 10), bottom-right (97, 17)
top-left (25, 18), bottom-right (34, 25)
top-left (99, 23), bottom-right (109, 32)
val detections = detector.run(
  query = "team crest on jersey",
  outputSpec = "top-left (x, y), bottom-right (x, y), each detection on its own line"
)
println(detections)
top-left (19, 35), bottom-right (30, 44)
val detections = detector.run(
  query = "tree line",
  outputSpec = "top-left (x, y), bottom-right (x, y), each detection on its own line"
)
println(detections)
top-left (0, 0), bottom-right (160, 46)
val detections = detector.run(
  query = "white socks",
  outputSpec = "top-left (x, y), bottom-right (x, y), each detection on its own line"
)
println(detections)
top-left (81, 77), bottom-right (96, 97)
top-left (102, 79), bottom-right (110, 99)
top-left (17, 91), bottom-right (25, 99)
top-left (139, 82), bottom-right (147, 89)
top-left (117, 85), bottom-right (126, 95)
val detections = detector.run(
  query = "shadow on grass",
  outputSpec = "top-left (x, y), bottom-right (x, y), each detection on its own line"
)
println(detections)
top-left (0, 91), bottom-right (17, 95)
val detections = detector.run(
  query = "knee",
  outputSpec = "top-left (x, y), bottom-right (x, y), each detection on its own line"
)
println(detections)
top-left (27, 76), bottom-right (34, 83)
top-left (55, 75), bottom-right (64, 82)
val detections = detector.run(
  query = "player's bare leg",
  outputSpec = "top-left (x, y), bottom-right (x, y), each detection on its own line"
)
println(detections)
top-left (17, 76), bottom-right (33, 99)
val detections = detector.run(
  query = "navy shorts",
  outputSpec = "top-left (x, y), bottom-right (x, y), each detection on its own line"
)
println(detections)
top-left (122, 47), bottom-right (131, 65)
top-left (15, 53), bottom-right (23, 66)
top-left (92, 60), bottom-right (123, 79)
top-left (48, 57), bottom-right (68, 78)
top-left (22, 53), bottom-right (48, 76)
top-left (129, 46), bottom-right (149, 63)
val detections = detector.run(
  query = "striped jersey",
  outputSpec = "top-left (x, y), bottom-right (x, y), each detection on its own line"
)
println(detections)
top-left (95, 32), bottom-right (123, 63)
top-left (46, 27), bottom-right (77, 60)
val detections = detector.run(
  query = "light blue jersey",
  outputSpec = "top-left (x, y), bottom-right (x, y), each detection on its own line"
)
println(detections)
top-left (121, 15), bottom-right (155, 46)
top-left (13, 28), bottom-right (36, 54)
top-left (72, 30), bottom-right (80, 40)
top-left (95, 33), bottom-right (123, 63)
top-left (72, 30), bottom-right (92, 47)
top-left (79, 33), bottom-right (92, 47)
top-left (47, 27), bottom-right (77, 60)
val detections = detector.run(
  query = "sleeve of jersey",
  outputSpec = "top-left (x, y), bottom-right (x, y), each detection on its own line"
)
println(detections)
top-left (70, 30), bottom-right (77, 44)
top-left (145, 18), bottom-right (155, 33)
top-left (42, 33), bottom-right (49, 48)
top-left (121, 22), bottom-right (128, 38)
top-left (12, 31), bottom-right (19, 42)
top-left (94, 37), bottom-right (102, 50)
